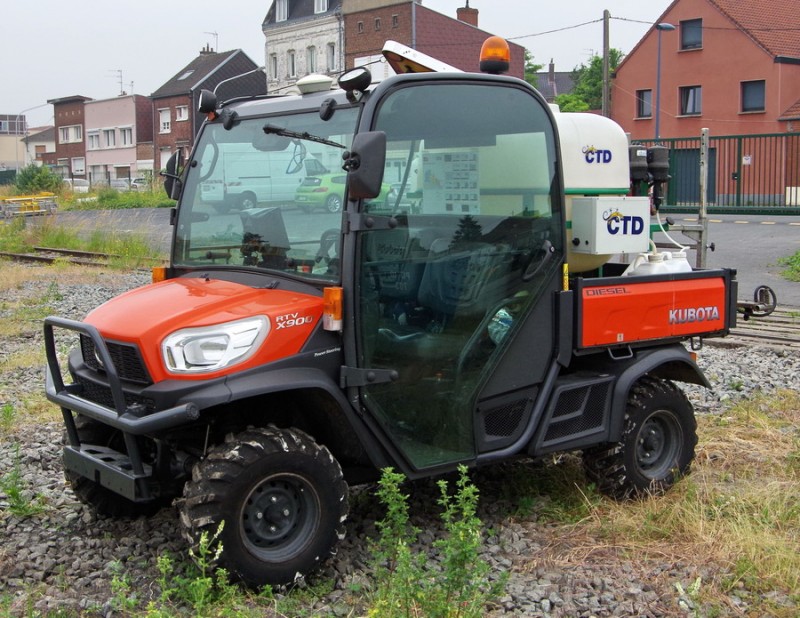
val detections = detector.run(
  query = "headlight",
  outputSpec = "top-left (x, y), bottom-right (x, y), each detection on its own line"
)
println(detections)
top-left (163, 316), bottom-right (269, 373)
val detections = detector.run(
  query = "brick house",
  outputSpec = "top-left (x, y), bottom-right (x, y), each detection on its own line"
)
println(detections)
top-left (611, 0), bottom-right (800, 140)
top-left (342, 0), bottom-right (524, 80)
top-left (84, 95), bottom-right (154, 184)
top-left (47, 95), bottom-right (92, 179)
top-left (262, 0), bottom-right (345, 94)
top-left (150, 47), bottom-right (267, 170)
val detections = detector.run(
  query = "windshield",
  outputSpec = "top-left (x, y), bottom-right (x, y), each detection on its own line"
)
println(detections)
top-left (173, 106), bottom-right (359, 282)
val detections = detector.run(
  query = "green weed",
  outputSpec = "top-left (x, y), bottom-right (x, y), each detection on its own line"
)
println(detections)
top-left (0, 443), bottom-right (47, 517)
top-left (367, 465), bottom-right (506, 618)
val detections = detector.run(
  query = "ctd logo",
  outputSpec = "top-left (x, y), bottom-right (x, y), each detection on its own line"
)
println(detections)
top-left (603, 209), bottom-right (645, 236)
top-left (583, 145), bottom-right (612, 164)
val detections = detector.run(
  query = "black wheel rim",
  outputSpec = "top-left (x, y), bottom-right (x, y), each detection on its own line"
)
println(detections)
top-left (240, 473), bottom-right (319, 561)
top-left (635, 410), bottom-right (683, 480)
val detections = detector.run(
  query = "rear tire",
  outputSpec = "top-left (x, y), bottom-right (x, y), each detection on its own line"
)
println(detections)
top-left (178, 426), bottom-right (348, 587)
top-left (239, 192), bottom-right (258, 210)
top-left (325, 194), bottom-right (343, 213)
top-left (64, 415), bottom-right (166, 517)
top-left (582, 377), bottom-right (697, 499)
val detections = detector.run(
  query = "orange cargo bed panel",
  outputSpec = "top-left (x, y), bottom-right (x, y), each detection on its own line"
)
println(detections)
top-left (578, 274), bottom-right (730, 348)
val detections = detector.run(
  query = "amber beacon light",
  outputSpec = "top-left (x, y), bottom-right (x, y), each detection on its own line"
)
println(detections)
top-left (479, 36), bottom-right (510, 74)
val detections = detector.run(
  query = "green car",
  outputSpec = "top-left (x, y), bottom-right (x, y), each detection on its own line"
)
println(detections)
top-left (295, 173), bottom-right (394, 213)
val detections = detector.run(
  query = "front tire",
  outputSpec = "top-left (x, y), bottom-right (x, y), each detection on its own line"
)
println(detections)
top-left (583, 377), bottom-right (697, 499)
top-left (178, 426), bottom-right (348, 587)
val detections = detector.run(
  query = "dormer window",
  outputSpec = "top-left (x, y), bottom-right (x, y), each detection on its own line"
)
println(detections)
top-left (276, 0), bottom-right (288, 22)
top-left (314, 0), bottom-right (328, 13)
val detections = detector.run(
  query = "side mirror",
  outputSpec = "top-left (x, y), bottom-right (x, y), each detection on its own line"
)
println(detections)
top-left (345, 131), bottom-right (386, 200)
top-left (162, 150), bottom-right (184, 200)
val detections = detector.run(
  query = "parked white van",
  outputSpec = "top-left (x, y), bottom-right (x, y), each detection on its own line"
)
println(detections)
top-left (199, 139), bottom-right (327, 212)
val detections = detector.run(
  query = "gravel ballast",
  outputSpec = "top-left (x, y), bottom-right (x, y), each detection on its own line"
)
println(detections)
top-left (0, 267), bottom-right (797, 616)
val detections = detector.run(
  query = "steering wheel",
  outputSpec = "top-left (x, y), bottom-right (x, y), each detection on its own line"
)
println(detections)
top-left (316, 228), bottom-right (340, 275)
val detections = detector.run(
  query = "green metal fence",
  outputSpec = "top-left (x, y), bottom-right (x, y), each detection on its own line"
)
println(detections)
top-left (633, 132), bottom-right (800, 214)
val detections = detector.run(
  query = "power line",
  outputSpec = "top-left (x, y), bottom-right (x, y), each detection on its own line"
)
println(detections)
top-left (508, 19), bottom-right (603, 41)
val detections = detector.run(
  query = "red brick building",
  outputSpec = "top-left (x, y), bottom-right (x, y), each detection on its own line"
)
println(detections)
top-left (342, 0), bottom-right (524, 80)
top-left (150, 47), bottom-right (267, 170)
top-left (611, 0), bottom-right (800, 140)
top-left (47, 95), bottom-right (92, 179)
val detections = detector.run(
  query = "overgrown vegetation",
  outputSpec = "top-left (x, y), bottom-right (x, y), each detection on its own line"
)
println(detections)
top-left (0, 217), bottom-right (165, 268)
top-left (520, 389), bottom-right (800, 617)
top-left (779, 249), bottom-right (800, 281)
top-left (367, 466), bottom-right (506, 617)
top-left (12, 164), bottom-right (63, 194)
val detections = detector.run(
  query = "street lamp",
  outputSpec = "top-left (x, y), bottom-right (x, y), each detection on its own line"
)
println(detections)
top-left (654, 22), bottom-right (675, 141)
top-left (14, 103), bottom-right (51, 173)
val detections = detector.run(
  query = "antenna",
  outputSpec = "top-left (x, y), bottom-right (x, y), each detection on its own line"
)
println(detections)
top-left (109, 69), bottom-right (124, 95)
top-left (204, 31), bottom-right (219, 51)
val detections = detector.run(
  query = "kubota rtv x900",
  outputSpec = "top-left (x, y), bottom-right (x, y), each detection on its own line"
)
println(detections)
top-left (45, 40), bottom-right (736, 586)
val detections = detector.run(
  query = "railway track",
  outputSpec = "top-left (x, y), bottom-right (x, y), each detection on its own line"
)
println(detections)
top-left (0, 247), bottom-right (163, 268)
top-left (722, 307), bottom-right (800, 350)
top-left (2, 247), bottom-right (798, 350)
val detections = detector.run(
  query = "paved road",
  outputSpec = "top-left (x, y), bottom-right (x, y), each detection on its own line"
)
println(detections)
top-left (659, 214), bottom-right (800, 309)
top-left (47, 208), bottom-right (800, 309)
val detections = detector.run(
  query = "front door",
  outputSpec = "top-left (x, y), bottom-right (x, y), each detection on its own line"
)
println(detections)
top-left (354, 80), bottom-right (563, 471)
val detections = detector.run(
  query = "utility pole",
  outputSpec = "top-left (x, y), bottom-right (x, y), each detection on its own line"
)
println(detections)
top-left (602, 10), bottom-right (610, 117)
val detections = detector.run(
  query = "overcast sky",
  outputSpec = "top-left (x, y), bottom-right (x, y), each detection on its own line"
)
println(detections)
top-left (3, 0), bottom-right (671, 128)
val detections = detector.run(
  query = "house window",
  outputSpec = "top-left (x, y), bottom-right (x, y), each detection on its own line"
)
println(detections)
top-left (59, 125), bottom-right (82, 144)
top-left (276, 0), bottom-right (288, 22)
top-left (120, 127), bottom-right (133, 146)
top-left (636, 89), bottom-right (653, 118)
top-left (103, 129), bottom-right (116, 147)
top-left (159, 109), bottom-right (171, 133)
top-left (314, 0), bottom-right (327, 13)
top-left (270, 54), bottom-right (278, 80)
top-left (72, 157), bottom-right (85, 175)
top-left (741, 80), bottom-right (765, 112)
top-left (88, 132), bottom-right (100, 150)
top-left (326, 43), bottom-right (336, 72)
top-left (307, 47), bottom-right (317, 73)
top-left (680, 19), bottom-right (702, 50)
top-left (177, 70), bottom-right (195, 81)
top-left (176, 106), bottom-right (189, 121)
top-left (375, 18), bottom-right (381, 31)
top-left (357, 21), bottom-right (364, 34)
top-left (288, 50), bottom-right (296, 77)
top-left (392, 14), bottom-right (399, 28)
top-left (679, 85), bottom-right (702, 115)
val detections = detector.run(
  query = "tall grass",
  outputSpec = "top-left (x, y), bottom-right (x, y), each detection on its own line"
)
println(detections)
top-left (0, 217), bottom-right (165, 267)
top-left (520, 389), bottom-right (800, 616)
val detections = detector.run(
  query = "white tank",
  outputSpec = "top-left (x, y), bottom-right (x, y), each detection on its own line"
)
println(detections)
top-left (552, 107), bottom-right (634, 272)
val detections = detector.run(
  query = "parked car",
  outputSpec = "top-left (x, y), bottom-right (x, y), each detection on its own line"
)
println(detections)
top-left (131, 178), bottom-right (149, 191)
top-left (294, 173), bottom-right (394, 213)
top-left (63, 178), bottom-right (90, 194)
top-left (110, 179), bottom-right (131, 192)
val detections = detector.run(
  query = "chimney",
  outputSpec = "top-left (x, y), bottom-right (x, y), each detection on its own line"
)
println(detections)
top-left (199, 43), bottom-right (215, 55)
top-left (457, 1), bottom-right (478, 27)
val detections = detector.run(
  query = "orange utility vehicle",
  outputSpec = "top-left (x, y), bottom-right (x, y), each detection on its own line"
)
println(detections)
top-left (45, 39), bottom-right (737, 586)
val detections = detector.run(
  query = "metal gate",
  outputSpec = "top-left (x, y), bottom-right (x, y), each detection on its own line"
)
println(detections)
top-left (634, 132), bottom-right (800, 214)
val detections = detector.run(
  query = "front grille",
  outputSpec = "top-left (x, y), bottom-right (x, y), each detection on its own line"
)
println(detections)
top-left (74, 375), bottom-right (156, 414)
top-left (81, 335), bottom-right (152, 385)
